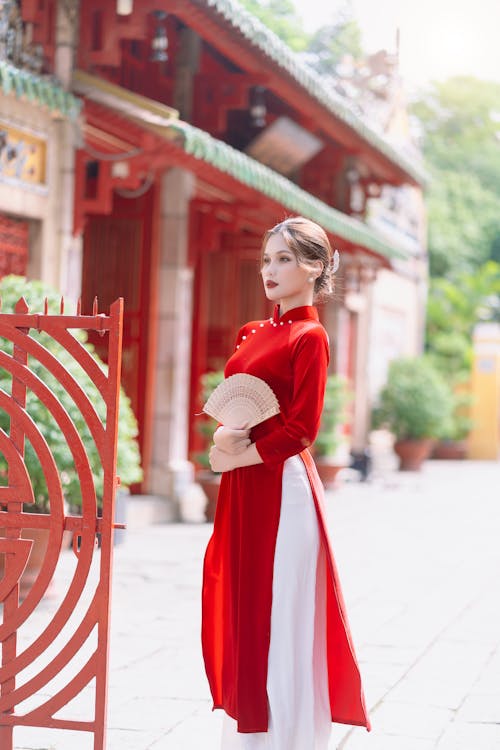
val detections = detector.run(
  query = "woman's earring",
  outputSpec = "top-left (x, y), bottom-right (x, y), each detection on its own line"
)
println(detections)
top-left (308, 275), bottom-right (314, 283)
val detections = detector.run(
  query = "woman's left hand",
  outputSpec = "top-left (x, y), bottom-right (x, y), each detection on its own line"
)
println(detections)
top-left (209, 445), bottom-right (236, 473)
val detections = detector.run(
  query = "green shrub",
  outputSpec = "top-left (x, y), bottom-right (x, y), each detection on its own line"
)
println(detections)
top-left (315, 374), bottom-right (351, 458)
top-left (372, 357), bottom-right (453, 441)
top-left (438, 391), bottom-right (474, 442)
top-left (0, 275), bottom-right (142, 511)
top-left (193, 370), bottom-right (224, 470)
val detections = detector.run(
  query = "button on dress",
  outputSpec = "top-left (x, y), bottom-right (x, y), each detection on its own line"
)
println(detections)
top-left (201, 305), bottom-right (370, 742)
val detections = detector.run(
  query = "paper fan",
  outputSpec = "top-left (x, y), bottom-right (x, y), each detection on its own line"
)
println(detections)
top-left (203, 373), bottom-right (280, 429)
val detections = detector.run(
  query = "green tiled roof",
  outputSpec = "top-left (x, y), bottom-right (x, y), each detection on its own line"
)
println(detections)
top-left (169, 121), bottom-right (415, 261)
top-left (198, 0), bottom-right (427, 186)
top-left (0, 61), bottom-right (82, 120)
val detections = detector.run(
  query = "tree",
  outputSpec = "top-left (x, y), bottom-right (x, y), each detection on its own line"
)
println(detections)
top-left (306, 7), bottom-right (362, 75)
top-left (426, 261), bottom-right (500, 380)
top-left (238, 0), bottom-right (364, 72)
top-left (412, 76), bottom-right (500, 273)
top-left (426, 169), bottom-right (500, 276)
top-left (424, 262), bottom-right (500, 441)
top-left (412, 76), bottom-right (500, 192)
top-left (238, 0), bottom-right (310, 51)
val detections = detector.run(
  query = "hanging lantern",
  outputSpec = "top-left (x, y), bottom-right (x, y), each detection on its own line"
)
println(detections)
top-left (150, 10), bottom-right (168, 62)
top-left (250, 86), bottom-right (267, 128)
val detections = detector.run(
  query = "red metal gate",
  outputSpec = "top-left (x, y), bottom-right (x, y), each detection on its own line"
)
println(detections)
top-left (0, 296), bottom-right (123, 749)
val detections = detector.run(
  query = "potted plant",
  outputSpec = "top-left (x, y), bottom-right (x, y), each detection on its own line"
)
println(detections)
top-left (372, 356), bottom-right (453, 471)
top-left (314, 374), bottom-right (352, 488)
top-left (194, 370), bottom-right (224, 521)
top-left (0, 275), bottom-right (143, 592)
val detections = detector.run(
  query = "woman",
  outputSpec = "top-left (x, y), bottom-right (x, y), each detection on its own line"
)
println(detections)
top-left (202, 216), bottom-right (370, 749)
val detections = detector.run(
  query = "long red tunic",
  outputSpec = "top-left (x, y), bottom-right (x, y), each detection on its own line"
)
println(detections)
top-left (202, 304), bottom-right (370, 734)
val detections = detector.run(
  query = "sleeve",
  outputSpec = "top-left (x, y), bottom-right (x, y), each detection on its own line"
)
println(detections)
top-left (254, 326), bottom-right (330, 465)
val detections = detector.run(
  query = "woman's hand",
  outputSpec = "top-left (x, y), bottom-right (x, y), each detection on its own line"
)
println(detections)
top-left (209, 445), bottom-right (236, 473)
top-left (209, 441), bottom-right (263, 472)
top-left (213, 426), bottom-right (251, 455)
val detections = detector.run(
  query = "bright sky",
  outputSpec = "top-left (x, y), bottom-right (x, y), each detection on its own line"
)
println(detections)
top-left (292, 0), bottom-right (500, 89)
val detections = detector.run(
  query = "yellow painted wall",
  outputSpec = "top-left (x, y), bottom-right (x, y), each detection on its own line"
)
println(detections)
top-left (468, 325), bottom-right (500, 460)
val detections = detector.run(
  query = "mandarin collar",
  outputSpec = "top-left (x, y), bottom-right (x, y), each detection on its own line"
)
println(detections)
top-left (272, 305), bottom-right (319, 324)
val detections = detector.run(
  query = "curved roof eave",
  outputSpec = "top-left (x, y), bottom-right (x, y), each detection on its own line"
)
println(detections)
top-left (196, 0), bottom-right (428, 186)
top-left (78, 78), bottom-right (418, 263)
top-left (168, 120), bottom-right (416, 262)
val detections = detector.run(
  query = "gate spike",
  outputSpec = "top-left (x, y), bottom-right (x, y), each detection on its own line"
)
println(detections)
top-left (44, 297), bottom-right (48, 315)
top-left (60, 296), bottom-right (65, 314)
top-left (77, 297), bottom-right (82, 315)
top-left (93, 296), bottom-right (98, 316)
top-left (15, 296), bottom-right (29, 314)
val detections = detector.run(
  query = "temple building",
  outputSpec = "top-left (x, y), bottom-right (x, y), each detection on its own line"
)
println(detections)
top-left (0, 0), bottom-right (427, 516)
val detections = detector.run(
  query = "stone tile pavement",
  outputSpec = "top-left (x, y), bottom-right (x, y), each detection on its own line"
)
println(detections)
top-left (10, 459), bottom-right (500, 749)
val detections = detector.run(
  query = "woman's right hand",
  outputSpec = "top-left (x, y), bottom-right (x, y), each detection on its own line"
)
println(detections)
top-left (213, 426), bottom-right (251, 455)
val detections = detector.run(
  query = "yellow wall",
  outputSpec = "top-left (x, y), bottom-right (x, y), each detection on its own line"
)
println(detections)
top-left (468, 325), bottom-right (500, 460)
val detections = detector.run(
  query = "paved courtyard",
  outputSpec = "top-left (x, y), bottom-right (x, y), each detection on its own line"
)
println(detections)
top-left (11, 458), bottom-right (500, 749)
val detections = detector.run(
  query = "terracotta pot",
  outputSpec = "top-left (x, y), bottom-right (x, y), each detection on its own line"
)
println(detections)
top-left (394, 438), bottom-right (436, 471)
top-left (432, 440), bottom-right (468, 460)
top-left (315, 459), bottom-right (344, 489)
top-left (196, 471), bottom-right (222, 522)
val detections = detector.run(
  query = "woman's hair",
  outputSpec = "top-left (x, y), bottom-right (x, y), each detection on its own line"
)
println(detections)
top-left (261, 216), bottom-right (336, 299)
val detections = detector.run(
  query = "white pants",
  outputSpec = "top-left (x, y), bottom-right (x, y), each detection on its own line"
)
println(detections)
top-left (221, 455), bottom-right (332, 750)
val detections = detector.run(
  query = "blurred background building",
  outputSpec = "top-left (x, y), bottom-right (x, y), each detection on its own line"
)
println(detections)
top-left (0, 0), bottom-right (427, 516)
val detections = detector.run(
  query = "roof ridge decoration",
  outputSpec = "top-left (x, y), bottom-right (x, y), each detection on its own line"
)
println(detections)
top-left (198, 0), bottom-right (427, 185)
top-left (168, 120), bottom-right (415, 261)
top-left (0, 60), bottom-right (82, 120)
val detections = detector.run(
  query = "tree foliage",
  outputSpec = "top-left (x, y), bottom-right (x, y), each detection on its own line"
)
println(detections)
top-left (238, 0), bottom-right (310, 51)
top-left (424, 262), bottom-right (500, 440)
top-left (314, 374), bottom-right (352, 457)
top-left (413, 77), bottom-right (500, 189)
top-left (306, 6), bottom-right (362, 75)
top-left (426, 261), bottom-right (500, 369)
top-left (426, 169), bottom-right (500, 276)
top-left (412, 76), bottom-right (500, 275)
top-left (238, 0), bottom-right (363, 69)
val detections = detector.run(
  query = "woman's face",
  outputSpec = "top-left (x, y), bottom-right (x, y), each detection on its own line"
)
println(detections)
top-left (261, 232), bottom-right (320, 312)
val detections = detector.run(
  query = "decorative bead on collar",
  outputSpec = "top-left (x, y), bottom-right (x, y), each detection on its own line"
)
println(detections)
top-left (272, 305), bottom-right (319, 324)
top-left (235, 306), bottom-right (319, 349)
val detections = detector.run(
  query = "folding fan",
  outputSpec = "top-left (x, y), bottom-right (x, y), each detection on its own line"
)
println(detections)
top-left (203, 373), bottom-right (280, 429)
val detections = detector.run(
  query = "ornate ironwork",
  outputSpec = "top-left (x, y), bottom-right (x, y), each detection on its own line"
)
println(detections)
top-left (0, 0), bottom-right (44, 73)
top-left (0, 297), bottom-right (124, 750)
